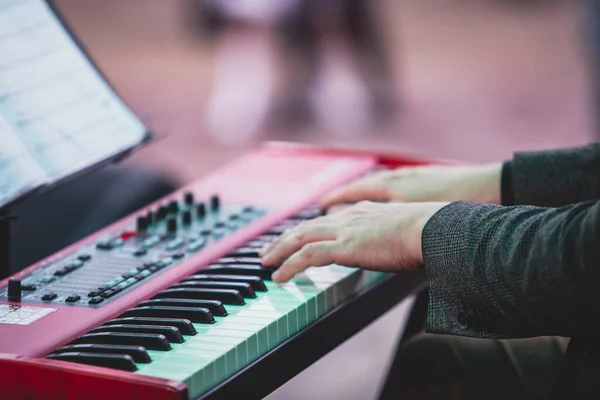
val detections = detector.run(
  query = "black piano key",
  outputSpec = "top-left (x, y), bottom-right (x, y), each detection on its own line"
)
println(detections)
top-left (263, 224), bottom-right (296, 235)
top-left (140, 298), bottom-right (227, 317)
top-left (227, 248), bottom-right (260, 258)
top-left (181, 274), bottom-right (267, 291)
top-left (170, 281), bottom-right (256, 299)
top-left (91, 324), bottom-right (184, 344)
top-left (104, 317), bottom-right (197, 335)
top-left (121, 306), bottom-right (215, 324)
top-left (73, 332), bottom-right (171, 351)
top-left (200, 265), bottom-right (274, 280)
top-left (214, 257), bottom-right (262, 266)
top-left (293, 207), bottom-right (324, 219)
top-left (161, 287), bottom-right (245, 305)
top-left (151, 291), bottom-right (227, 315)
top-left (46, 352), bottom-right (137, 372)
top-left (53, 344), bottom-right (151, 363)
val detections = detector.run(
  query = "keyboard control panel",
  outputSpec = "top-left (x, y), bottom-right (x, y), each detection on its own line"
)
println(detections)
top-left (0, 193), bottom-right (268, 307)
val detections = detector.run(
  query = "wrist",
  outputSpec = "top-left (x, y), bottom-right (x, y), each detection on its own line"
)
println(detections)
top-left (413, 202), bottom-right (450, 264)
top-left (473, 162), bottom-right (503, 204)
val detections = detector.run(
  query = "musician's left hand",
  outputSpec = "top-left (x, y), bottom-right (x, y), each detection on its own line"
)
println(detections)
top-left (260, 201), bottom-right (448, 283)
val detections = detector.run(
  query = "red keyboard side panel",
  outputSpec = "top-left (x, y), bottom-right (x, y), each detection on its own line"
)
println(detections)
top-left (0, 353), bottom-right (187, 400)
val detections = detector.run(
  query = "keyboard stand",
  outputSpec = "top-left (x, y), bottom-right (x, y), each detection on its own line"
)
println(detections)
top-left (199, 271), bottom-right (427, 400)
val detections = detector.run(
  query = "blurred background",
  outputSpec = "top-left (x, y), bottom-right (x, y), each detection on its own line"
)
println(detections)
top-left (44, 0), bottom-right (600, 398)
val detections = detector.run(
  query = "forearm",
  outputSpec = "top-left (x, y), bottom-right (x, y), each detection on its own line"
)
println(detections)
top-left (421, 200), bottom-right (600, 338)
top-left (502, 142), bottom-right (600, 207)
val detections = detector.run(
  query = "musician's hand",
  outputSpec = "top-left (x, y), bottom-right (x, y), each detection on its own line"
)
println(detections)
top-left (260, 201), bottom-right (448, 283)
top-left (319, 163), bottom-right (502, 209)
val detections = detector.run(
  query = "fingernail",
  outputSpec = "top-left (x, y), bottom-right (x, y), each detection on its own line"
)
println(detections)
top-left (271, 270), bottom-right (280, 282)
top-left (258, 244), bottom-right (269, 256)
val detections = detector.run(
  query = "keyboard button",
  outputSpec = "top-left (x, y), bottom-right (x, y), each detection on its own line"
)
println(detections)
top-left (181, 274), bottom-right (267, 292)
top-left (46, 352), bottom-right (137, 372)
top-left (170, 281), bottom-right (256, 299)
top-left (187, 239), bottom-right (206, 252)
top-left (74, 332), bottom-right (171, 351)
top-left (101, 288), bottom-right (123, 299)
top-left (201, 265), bottom-right (274, 280)
top-left (87, 290), bottom-right (101, 298)
top-left (88, 297), bottom-right (104, 305)
top-left (69, 260), bottom-right (84, 269)
top-left (140, 298), bottom-right (227, 317)
top-left (141, 235), bottom-right (161, 249)
top-left (133, 249), bottom-right (147, 257)
top-left (91, 324), bottom-right (184, 344)
top-left (96, 240), bottom-right (113, 250)
top-left (104, 317), bottom-right (196, 336)
top-left (41, 292), bottom-right (57, 301)
top-left (65, 295), bottom-right (81, 303)
top-left (121, 306), bottom-right (215, 324)
top-left (53, 344), bottom-right (151, 363)
top-left (165, 237), bottom-right (184, 251)
top-left (77, 254), bottom-right (92, 262)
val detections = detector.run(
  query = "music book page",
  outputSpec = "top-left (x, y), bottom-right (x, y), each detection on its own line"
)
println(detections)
top-left (0, 0), bottom-right (148, 208)
top-left (0, 117), bottom-right (46, 207)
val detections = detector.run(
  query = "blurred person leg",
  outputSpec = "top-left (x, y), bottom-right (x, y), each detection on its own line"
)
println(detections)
top-left (342, 0), bottom-right (398, 127)
top-left (198, 0), bottom-right (301, 145)
top-left (308, 0), bottom-right (373, 137)
top-left (378, 333), bottom-right (568, 400)
top-left (10, 166), bottom-right (178, 274)
top-left (271, 0), bottom-right (320, 130)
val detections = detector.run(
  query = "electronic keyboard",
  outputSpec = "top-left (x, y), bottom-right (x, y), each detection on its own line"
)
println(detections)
top-left (0, 142), bottom-right (431, 400)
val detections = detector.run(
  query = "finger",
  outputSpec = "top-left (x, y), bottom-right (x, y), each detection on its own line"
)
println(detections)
top-left (326, 204), bottom-right (352, 214)
top-left (319, 179), bottom-right (389, 209)
top-left (261, 223), bottom-right (336, 267)
top-left (272, 241), bottom-right (341, 283)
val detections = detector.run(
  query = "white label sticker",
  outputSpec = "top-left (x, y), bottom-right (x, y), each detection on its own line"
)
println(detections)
top-left (0, 304), bottom-right (56, 325)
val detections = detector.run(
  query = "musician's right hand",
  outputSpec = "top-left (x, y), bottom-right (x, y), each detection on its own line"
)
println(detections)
top-left (319, 163), bottom-right (503, 209)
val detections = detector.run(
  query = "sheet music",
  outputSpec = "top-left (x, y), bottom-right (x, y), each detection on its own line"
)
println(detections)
top-left (0, 0), bottom-right (148, 207)
top-left (0, 116), bottom-right (45, 207)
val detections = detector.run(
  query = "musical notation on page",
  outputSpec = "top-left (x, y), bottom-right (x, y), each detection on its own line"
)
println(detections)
top-left (0, 117), bottom-right (46, 207)
top-left (0, 0), bottom-right (148, 208)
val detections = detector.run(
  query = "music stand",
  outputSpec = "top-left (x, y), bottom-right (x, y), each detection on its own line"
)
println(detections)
top-left (0, 0), bottom-right (153, 278)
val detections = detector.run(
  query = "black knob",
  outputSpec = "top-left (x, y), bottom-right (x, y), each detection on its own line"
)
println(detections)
top-left (157, 206), bottom-right (168, 220)
top-left (196, 203), bottom-right (206, 218)
top-left (168, 200), bottom-right (179, 214)
top-left (146, 210), bottom-right (155, 226)
top-left (182, 210), bottom-right (192, 225)
top-left (136, 216), bottom-right (148, 232)
top-left (210, 195), bottom-right (220, 211)
top-left (166, 217), bottom-right (178, 234)
top-left (8, 278), bottom-right (21, 302)
top-left (184, 192), bottom-right (194, 206)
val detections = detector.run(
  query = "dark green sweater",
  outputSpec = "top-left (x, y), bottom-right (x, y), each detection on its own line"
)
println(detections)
top-left (422, 143), bottom-right (600, 338)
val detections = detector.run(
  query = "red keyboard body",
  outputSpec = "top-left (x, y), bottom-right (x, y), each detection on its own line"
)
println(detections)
top-left (0, 142), bottom-right (442, 400)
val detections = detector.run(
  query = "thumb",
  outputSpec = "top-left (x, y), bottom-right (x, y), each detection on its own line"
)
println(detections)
top-left (319, 181), bottom-right (390, 209)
